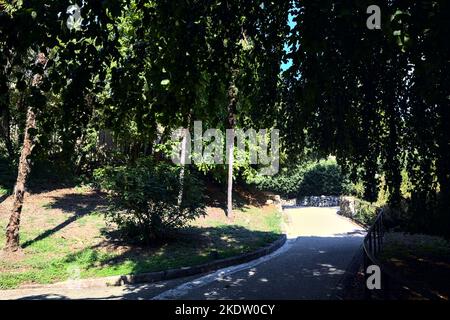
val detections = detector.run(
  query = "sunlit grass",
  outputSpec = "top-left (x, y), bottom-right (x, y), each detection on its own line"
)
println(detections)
top-left (0, 198), bottom-right (282, 289)
top-left (0, 186), bottom-right (9, 197)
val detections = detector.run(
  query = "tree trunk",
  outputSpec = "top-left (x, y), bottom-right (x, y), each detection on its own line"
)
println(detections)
top-left (177, 128), bottom-right (189, 207)
top-left (4, 52), bottom-right (46, 252)
top-left (227, 133), bottom-right (234, 218)
top-left (226, 81), bottom-right (238, 218)
top-left (4, 107), bottom-right (36, 251)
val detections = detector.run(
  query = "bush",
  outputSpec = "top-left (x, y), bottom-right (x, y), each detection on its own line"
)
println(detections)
top-left (353, 200), bottom-right (379, 226)
top-left (250, 165), bottom-right (306, 197)
top-left (94, 157), bottom-right (206, 244)
top-left (339, 197), bottom-right (379, 226)
top-left (297, 161), bottom-right (347, 197)
top-left (251, 158), bottom-right (352, 198)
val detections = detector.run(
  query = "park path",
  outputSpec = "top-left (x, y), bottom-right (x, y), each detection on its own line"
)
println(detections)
top-left (154, 207), bottom-right (366, 300)
top-left (0, 207), bottom-right (365, 300)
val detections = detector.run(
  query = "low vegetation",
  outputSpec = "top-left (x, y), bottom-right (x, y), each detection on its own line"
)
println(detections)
top-left (94, 157), bottom-right (207, 243)
top-left (379, 232), bottom-right (450, 299)
top-left (0, 187), bottom-right (281, 289)
top-left (338, 197), bottom-right (379, 226)
top-left (250, 158), bottom-right (353, 199)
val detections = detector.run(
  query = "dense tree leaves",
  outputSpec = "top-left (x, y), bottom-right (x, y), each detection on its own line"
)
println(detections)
top-left (1, 0), bottom-right (290, 248)
top-left (105, 0), bottom-right (289, 141)
top-left (2, 0), bottom-right (448, 242)
top-left (284, 0), bottom-right (450, 236)
top-left (0, 0), bottom-right (123, 166)
top-left (1, 0), bottom-right (125, 250)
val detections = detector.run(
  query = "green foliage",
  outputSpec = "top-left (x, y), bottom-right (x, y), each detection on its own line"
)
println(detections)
top-left (94, 157), bottom-right (206, 243)
top-left (352, 201), bottom-right (378, 226)
top-left (339, 197), bottom-right (378, 226)
top-left (0, 203), bottom-right (281, 289)
top-left (1, 0), bottom-right (448, 240)
top-left (297, 161), bottom-right (348, 197)
top-left (285, 0), bottom-right (450, 236)
top-left (251, 164), bottom-right (305, 197)
top-left (0, 0), bottom-right (124, 177)
top-left (251, 158), bottom-right (351, 198)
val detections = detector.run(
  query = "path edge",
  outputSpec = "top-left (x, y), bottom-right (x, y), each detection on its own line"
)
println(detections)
top-left (333, 244), bottom-right (364, 300)
top-left (17, 234), bottom-right (287, 290)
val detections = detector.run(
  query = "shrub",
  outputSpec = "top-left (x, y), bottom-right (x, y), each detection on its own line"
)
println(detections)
top-left (94, 157), bottom-right (206, 244)
top-left (339, 197), bottom-right (378, 226)
top-left (353, 200), bottom-right (379, 226)
top-left (250, 158), bottom-right (352, 198)
top-left (297, 161), bottom-right (347, 197)
top-left (251, 164), bottom-right (307, 197)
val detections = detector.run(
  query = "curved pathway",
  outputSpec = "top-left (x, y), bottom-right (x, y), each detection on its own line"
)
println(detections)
top-left (0, 207), bottom-right (365, 300)
top-left (154, 206), bottom-right (365, 300)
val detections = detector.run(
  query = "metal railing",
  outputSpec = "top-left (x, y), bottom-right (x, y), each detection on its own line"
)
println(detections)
top-left (362, 208), bottom-right (389, 299)
top-left (363, 209), bottom-right (444, 300)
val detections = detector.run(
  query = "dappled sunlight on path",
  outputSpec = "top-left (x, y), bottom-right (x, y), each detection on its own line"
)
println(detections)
top-left (154, 207), bottom-right (366, 300)
top-left (0, 207), bottom-right (366, 300)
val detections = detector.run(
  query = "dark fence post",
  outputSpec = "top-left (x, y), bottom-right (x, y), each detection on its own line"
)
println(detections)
top-left (363, 209), bottom-right (384, 300)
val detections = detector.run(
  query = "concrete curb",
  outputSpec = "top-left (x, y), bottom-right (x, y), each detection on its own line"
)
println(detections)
top-left (19, 234), bottom-right (287, 290)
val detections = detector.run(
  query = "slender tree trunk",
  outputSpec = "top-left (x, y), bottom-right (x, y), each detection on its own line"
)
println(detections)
top-left (226, 81), bottom-right (238, 218)
top-left (177, 111), bottom-right (192, 208)
top-left (4, 52), bottom-right (46, 252)
top-left (177, 128), bottom-right (188, 207)
top-left (74, 133), bottom-right (85, 175)
top-left (227, 133), bottom-right (234, 218)
top-left (4, 107), bottom-right (36, 251)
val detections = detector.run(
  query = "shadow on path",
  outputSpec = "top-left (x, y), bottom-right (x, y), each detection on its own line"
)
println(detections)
top-left (152, 234), bottom-right (364, 300)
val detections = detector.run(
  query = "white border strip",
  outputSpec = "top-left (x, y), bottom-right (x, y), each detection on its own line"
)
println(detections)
top-left (152, 238), bottom-right (295, 300)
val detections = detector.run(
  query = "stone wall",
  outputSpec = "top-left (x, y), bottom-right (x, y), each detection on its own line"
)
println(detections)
top-left (338, 196), bottom-right (356, 218)
top-left (280, 196), bottom-right (340, 207)
top-left (337, 196), bottom-right (378, 226)
top-left (298, 196), bottom-right (340, 207)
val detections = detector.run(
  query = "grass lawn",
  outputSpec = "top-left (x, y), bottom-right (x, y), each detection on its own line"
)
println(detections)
top-left (0, 187), bottom-right (282, 289)
top-left (379, 232), bottom-right (450, 300)
top-left (0, 187), bottom-right (8, 197)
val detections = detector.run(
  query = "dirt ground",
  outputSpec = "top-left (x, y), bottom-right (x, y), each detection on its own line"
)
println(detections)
top-left (0, 185), bottom-right (280, 289)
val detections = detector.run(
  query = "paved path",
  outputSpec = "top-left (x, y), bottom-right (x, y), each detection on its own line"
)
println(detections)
top-left (154, 207), bottom-right (365, 300)
top-left (0, 207), bottom-right (365, 300)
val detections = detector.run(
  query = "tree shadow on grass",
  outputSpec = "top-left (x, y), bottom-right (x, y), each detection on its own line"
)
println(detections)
top-left (76, 234), bottom-right (365, 300)
top-left (61, 225), bottom-right (282, 276)
top-left (9, 233), bottom-right (369, 300)
top-left (204, 182), bottom-right (268, 213)
top-left (20, 191), bottom-right (108, 249)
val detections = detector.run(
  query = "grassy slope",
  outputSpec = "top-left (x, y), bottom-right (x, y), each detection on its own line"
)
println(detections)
top-left (0, 188), bottom-right (281, 289)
